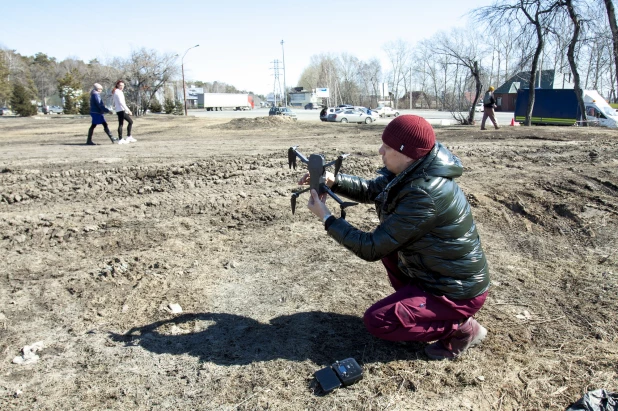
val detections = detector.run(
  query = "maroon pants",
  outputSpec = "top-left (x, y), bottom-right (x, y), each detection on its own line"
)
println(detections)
top-left (363, 253), bottom-right (487, 342)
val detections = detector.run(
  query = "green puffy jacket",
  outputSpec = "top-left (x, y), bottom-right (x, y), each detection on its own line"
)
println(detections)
top-left (327, 142), bottom-right (489, 300)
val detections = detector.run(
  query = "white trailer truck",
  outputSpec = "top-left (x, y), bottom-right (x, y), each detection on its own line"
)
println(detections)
top-left (198, 93), bottom-right (254, 111)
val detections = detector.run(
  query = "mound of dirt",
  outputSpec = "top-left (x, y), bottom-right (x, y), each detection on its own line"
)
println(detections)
top-left (214, 115), bottom-right (299, 130)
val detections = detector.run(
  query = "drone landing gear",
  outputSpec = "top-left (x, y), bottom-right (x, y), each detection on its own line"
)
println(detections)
top-left (291, 184), bottom-right (357, 219)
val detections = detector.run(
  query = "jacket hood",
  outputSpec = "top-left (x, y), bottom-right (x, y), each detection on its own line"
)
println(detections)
top-left (420, 142), bottom-right (463, 179)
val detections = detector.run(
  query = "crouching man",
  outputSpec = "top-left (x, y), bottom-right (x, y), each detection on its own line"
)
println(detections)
top-left (303, 115), bottom-right (490, 360)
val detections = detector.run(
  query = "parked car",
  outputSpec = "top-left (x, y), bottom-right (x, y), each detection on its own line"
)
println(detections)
top-left (269, 106), bottom-right (297, 120)
top-left (373, 106), bottom-right (399, 118)
top-left (42, 105), bottom-right (63, 114)
top-left (473, 102), bottom-right (484, 112)
top-left (304, 103), bottom-right (321, 110)
top-left (356, 107), bottom-right (379, 122)
top-left (0, 107), bottom-right (11, 116)
top-left (320, 107), bottom-right (343, 122)
top-left (327, 108), bottom-right (375, 124)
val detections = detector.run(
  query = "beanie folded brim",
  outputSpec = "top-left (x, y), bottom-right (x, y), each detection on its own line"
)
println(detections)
top-left (381, 115), bottom-right (436, 160)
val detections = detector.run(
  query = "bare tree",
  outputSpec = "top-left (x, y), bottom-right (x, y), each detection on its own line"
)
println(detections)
top-left (474, 0), bottom-right (563, 126)
top-left (382, 39), bottom-right (410, 109)
top-left (564, 0), bottom-right (588, 125)
top-left (337, 53), bottom-right (361, 105)
top-left (119, 48), bottom-right (179, 116)
top-left (298, 54), bottom-right (340, 106)
top-left (411, 46), bottom-right (434, 108)
top-left (356, 58), bottom-right (382, 108)
top-left (603, 0), bottom-right (618, 101)
top-left (432, 28), bottom-right (486, 125)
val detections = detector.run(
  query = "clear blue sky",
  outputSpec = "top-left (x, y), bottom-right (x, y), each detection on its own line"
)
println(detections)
top-left (1, 0), bottom-right (494, 95)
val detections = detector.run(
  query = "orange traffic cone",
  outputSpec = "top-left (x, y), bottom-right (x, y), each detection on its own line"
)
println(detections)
top-left (510, 118), bottom-right (515, 126)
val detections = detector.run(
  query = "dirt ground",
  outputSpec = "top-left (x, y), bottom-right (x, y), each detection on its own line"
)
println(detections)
top-left (0, 114), bottom-right (616, 411)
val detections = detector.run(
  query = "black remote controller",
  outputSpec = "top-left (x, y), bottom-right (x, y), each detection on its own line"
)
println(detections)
top-left (314, 358), bottom-right (363, 393)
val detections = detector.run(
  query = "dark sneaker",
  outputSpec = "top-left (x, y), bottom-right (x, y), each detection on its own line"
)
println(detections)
top-left (86, 141), bottom-right (98, 146)
top-left (424, 318), bottom-right (487, 360)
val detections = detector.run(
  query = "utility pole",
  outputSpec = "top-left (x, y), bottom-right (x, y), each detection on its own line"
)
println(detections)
top-left (181, 44), bottom-right (199, 116)
top-left (271, 59), bottom-right (282, 106)
top-left (281, 40), bottom-right (287, 107)
top-left (409, 67), bottom-right (412, 110)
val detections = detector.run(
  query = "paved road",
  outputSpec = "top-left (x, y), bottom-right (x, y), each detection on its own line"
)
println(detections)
top-left (190, 107), bottom-right (515, 126)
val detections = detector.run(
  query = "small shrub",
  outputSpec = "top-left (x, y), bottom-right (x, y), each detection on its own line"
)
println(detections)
top-left (164, 98), bottom-right (175, 114)
top-left (173, 100), bottom-right (184, 115)
top-left (149, 99), bottom-right (162, 113)
top-left (79, 93), bottom-right (90, 115)
top-left (10, 84), bottom-right (38, 117)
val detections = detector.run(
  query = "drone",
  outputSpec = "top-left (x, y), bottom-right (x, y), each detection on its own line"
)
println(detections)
top-left (288, 146), bottom-right (358, 219)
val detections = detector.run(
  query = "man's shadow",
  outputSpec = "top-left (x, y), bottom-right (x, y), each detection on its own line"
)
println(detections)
top-left (109, 311), bottom-right (425, 366)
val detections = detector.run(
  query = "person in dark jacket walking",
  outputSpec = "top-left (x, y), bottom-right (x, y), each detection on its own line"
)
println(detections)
top-left (481, 86), bottom-right (500, 130)
top-left (303, 115), bottom-right (490, 360)
top-left (87, 83), bottom-right (117, 145)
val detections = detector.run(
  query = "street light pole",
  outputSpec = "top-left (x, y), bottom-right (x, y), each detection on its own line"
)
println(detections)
top-left (182, 44), bottom-right (199, 116)
top-left (281, 40), bottom-right (287, 107)
top-left (409, 67), bottom-right (412, 110)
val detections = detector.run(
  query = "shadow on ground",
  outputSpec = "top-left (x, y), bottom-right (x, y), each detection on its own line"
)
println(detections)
top-left (109, 311), bottom-right (425, 366)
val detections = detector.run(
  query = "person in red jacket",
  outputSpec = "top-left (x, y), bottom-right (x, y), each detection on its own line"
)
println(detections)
top-left (302, 115), bottom-right (490, 360)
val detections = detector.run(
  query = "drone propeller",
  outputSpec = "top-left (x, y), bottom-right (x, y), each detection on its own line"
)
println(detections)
top-left (290, 187), bottom-right (310, 214)
top-left (334, 154), bottom-right (349, 176)
top-left (288, 147), bottom-right (297, 170)
top-left (288, 146), bottom-right (309, 170)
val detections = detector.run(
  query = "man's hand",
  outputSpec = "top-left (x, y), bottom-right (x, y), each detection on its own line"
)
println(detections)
top-left (307, 189), bottom-right (331, 220)
top-left (298, 171), bottom-right (335, 187)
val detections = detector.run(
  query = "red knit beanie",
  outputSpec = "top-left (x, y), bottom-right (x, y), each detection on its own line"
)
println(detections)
top-left (381, 115), bottom-right (436, 160)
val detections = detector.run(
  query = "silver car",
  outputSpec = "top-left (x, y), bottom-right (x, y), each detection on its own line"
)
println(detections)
top-left (42, 105), bottom-right (63, 114)
top-left (374, 106), bottom-right (399, 118)
top-left (327, 108), bottom-right (375, 124)
top-left (356, 107), bottom-right (379, 122)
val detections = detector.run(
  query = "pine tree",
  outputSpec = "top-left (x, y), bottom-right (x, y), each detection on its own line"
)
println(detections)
top-left (58, 69), bottom-right (83, 115)
top-left (173, 100), bottom-right (184, 115)
top-left (149, 98), bottom-right (162, 113)
top-left (164, 97), bottom-right (175, 114)
top-left (10, 84), bottom-right (38, 116)
top-left (79, 93), bottom-right (90, 115)
top-left (0, 56), bottom-right (11, 107)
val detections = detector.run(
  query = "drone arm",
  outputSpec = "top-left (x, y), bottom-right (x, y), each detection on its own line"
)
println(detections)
top-left (324, 154), bottom-right (349, 176)
top-left (295, 151), bottom-right (309, 164)
top-left (321, 184), bottom-right (358, 220)
top-left (292, 187), bottom-right (311, 197)
top-left (321, 185), bottom-right (345, 206)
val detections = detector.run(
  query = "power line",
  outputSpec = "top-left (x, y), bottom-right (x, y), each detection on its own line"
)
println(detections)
top-left (270, 59), bottom-right (283, 106)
